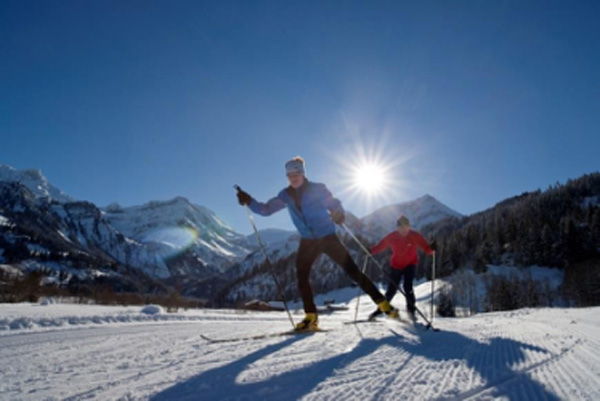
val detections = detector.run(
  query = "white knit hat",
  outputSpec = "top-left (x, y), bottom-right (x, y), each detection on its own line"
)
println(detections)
top-left (285, 157), bottom-right (306, 176)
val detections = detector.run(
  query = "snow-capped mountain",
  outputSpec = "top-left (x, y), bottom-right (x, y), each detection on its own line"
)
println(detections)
top-left (0, 166), bottom-right (253, 291)
top-left (102, 197), bottom-right (251, 275)
top-left (0, 165), bottom-right (73, 203)
top-left (360, 194), bottom-right (462, 240)
top-left (0, 181), bottom-right (169, 281)
top-left (0, 164), bottom-right (462, 303)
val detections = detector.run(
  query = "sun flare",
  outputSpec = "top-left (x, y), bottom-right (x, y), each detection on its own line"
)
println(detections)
top-left (330, 129), bottom-right (413, 213)
top-left (353, 163), bottom-right (387, 195)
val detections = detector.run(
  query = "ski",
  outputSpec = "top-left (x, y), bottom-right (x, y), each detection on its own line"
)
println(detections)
top-left (344, 317), bottom-right (437, 332)
top-left (343, 318), bottom-right (413, 327)
top-left (200, 328), bottom-right (330, 344)
top-left (343, 319), bottom-right (381, 325)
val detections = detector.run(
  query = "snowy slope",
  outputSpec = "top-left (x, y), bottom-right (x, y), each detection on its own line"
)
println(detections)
top-left (1, 294), bottom-right (598, 400)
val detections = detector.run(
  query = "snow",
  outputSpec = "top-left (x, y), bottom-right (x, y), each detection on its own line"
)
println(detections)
top-left (440, 265), bottom-right (566, 315)
top-left (0, 264), bottom-right (22, 277)
top-left (0, 214), bottom-right (11, 226)
top-left (141, 305), bottom-right (165, 315)
top-left (582, 196), bottom-right (599, 208)
top-left (486, 264), bottom-right (564, 287)
top-left (0, 165), bottom-right (73, 203)
top-left (1, 290), bottom-right (599, 400)
top-left (101, 196), bottom-right (252, 273)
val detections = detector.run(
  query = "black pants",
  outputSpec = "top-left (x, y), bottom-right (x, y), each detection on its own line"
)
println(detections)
top-left (296, 234), bottom-right (385, 313)
top-left (370, 264), bottom-right (416, 318)
top-left (385, 265), bottom-right (416, 313)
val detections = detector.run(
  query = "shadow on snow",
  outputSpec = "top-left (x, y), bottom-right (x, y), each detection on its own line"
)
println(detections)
top-left (150, 328), bottom-right (560, 401)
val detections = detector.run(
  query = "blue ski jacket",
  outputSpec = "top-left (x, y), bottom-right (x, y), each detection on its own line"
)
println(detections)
top-left (248, 180), bottom-right (343, 239)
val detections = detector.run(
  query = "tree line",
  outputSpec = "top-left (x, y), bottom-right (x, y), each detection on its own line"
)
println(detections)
top-left (422, 172), bottom-right (600, 307)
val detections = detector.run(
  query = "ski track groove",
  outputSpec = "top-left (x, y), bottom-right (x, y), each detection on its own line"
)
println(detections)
top-left (305, 336), bottom-right (418, 401)
top-left (397, 358), bottom-right (437, 400)
top-left (308, 342), bottom-right (389, 399)
top-left (546, 344), bottom-right (599, 401)
top-left (0, 323), bottom-right (222, 400)
top-left (450, 328), bottom-right (580, 400)
top-left (2, 307), bottom-right (600, 400)
top-left (370, 348), bottom-right (419, 400)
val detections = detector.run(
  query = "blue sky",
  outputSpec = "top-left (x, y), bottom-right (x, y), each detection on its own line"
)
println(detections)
top-left (2, 0), bottom-right (599, 234)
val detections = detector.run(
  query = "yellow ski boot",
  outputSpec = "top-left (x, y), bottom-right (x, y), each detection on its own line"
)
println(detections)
top-left (295, 313), bottom-right (318, 331)
top-left (377, 300), bottom-right (399, 319)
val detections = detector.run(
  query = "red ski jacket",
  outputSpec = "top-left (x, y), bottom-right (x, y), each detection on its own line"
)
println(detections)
top-left (370, 230), bottom-right (434, 269)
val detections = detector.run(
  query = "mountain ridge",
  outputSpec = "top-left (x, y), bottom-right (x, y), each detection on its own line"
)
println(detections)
top-left (0, 164), bottom-right (465, 303)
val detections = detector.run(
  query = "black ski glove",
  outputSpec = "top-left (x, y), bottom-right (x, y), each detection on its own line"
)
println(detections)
top-left (236, 189), bottom-right (252, 206)
top-left (330, 210), bottom-right (345, 225)
top-left (429, 240), bottom-right (437, 251)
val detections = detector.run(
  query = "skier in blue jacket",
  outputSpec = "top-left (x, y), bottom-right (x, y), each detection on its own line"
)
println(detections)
top-left (237, 156), bottom-right (398, 331)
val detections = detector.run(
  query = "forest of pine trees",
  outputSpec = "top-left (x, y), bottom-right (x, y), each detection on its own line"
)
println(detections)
top-left (421, 172), bottom-right (600, 307)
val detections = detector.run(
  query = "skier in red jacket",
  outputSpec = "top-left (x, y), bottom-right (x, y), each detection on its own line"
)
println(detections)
top-left (368, 215), bottom-right (434, 322)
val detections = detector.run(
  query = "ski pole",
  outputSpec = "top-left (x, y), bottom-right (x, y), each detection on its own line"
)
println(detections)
top-left (340, 223), bottom-right (439, 331)
top-left (431, 251), bottom-right (436, 325)
top-left (234, 185), bottom-right (296, 329)
top-left (352, 255), bottom-right (369, 323)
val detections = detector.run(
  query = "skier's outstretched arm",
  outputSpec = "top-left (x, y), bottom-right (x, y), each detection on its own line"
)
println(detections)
top-left (370, 234), bottom-right (391, 255)
top-left (236, 186), bottom-right (286, 216)
top-left (249, 196), bottom-right (286, 216)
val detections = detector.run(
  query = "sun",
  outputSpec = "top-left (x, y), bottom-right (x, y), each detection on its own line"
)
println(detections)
top-left (353, 163), bottom-right (388, 195)
top-left (328, 129), bottom-right (413, 213)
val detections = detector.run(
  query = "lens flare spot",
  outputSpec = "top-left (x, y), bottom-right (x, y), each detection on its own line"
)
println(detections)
top-left (142, 226), bottom-right (199, 259)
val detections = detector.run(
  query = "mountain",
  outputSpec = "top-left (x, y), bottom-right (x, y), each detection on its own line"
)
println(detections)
top-left (0, 165), bottom-right (254, 298)
top-left (360, 194), bottom-right (463, 240)
top-left (0, 181), bottom-right (165, 294)
top-left (421, 173), bottom-right (600, 273)
top-left (0, 164), bottom-right (472, 305)
top-left (102, 197), bottom-right (251, 275)
top-left (0, 165), bottom-right (73, 203)
top-left (419, 173), bottom-right (600, 307)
